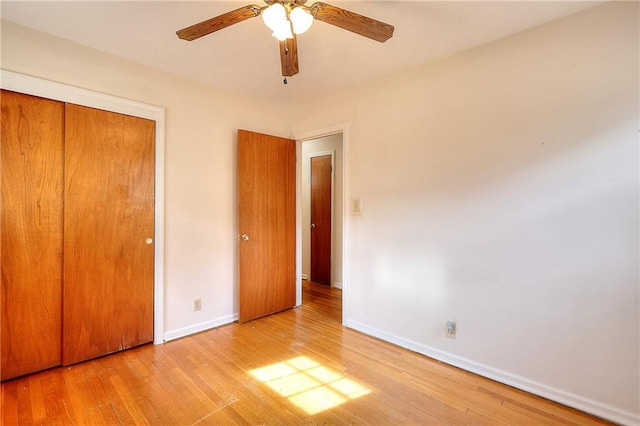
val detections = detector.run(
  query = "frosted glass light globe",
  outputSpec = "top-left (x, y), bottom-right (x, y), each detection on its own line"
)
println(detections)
top-left (290, 7), bottom-right (313, 35)
top-left (272, 23), bottom-right (294, 41)
top-left (262, 3), bottom-right (287, 31)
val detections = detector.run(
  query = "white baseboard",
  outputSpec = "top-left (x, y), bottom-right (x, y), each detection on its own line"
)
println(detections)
top-left (333, 282), bottom-right (343, 289)
top-left (302, 274), bottom-right (308, 280)
top-left (344, 319), bottom-right (639, 426)
top-left (163, 313), bottom-right (238, 342)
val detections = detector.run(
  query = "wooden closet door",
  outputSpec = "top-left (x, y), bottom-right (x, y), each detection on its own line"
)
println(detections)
top-left (63, 104), bottom-right (155, 365)
top-left (1, 90), bottom-right (64, 380)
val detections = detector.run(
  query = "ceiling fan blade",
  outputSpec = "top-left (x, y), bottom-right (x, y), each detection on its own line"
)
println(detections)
top-left (310, 2), bottom-right (394, 43)
top-left (279, 36), bottom-right (299, 77)
top-left (176, 5), bottom-right (262, 41)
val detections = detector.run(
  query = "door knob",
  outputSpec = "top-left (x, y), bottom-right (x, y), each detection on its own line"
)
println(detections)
top-left (310, 223), bottom-right (316, 229)
top-left (240, 234), bottom-right (250, 241)
top-left (145, 237), bottom-right (153, 245)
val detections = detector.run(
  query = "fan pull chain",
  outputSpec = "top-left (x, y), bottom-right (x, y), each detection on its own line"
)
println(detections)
top-left (283, 39), bottom-right (289, 84)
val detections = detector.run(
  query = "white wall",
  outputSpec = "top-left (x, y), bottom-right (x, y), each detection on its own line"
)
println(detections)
top-left (290, 3), bottom-right (639, 424)
top-left (0, 20), bottom-right (291, 339)
top-left (2, 2), bottom-right (639, 423)
top-left (301, 134), bottom-right (344, 287)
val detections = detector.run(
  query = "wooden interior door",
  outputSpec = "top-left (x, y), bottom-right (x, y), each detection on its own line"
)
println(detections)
top-left (238, 129), bottom-right (296, 322)
top-left (63, 104), bottom-right (155, 365)
top-left (1, 90), bottom-right (64, 380)
top-left (310, 154), bottom-right (332, 285)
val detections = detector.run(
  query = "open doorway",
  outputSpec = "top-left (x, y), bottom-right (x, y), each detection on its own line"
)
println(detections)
top-left (299, 132), bottom-right (344, 321)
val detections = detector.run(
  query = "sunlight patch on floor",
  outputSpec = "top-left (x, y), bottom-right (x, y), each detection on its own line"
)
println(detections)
top-left (249, 356), bottom-right (370, 415)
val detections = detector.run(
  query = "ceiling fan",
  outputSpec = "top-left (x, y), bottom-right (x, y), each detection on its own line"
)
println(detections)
top-left (176, 0), bottom-right (394, 82)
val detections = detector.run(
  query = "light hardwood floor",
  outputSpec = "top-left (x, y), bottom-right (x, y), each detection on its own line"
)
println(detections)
top-left (2, 281), bottom-right (610, 425)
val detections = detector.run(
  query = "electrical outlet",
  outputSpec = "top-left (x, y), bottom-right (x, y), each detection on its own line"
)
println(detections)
top-left (193, 298), bottom-right (201, 311)
top-left (446, 321), bottom-right (456, 339)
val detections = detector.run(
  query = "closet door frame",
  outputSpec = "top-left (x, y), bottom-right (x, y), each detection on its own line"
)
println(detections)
top-left (1, 70), bottom-right (166, 345)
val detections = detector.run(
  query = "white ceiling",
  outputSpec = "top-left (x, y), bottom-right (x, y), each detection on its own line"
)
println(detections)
top-left (1, 1), bottom-right (602, 102)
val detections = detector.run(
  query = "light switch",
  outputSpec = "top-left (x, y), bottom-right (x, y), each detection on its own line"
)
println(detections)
top-left (352, 196), bottom-right (362, 215)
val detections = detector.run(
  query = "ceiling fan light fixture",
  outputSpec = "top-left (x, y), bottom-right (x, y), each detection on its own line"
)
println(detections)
top-left (290, 6), bottom-right (313, 34)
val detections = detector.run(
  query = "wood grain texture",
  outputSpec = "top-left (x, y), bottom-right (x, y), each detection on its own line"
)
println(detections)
top-left (176, 5), bottom-right (261, 41)
top-left (238, 129), bottom-right (296, 322)
top-left (279, 35), bottom-right (299, 77)
top-left (1, 282), bottom-right (612, 425)
top-left (310, 155), bottom-right (331, 285)
top-left (311, 2), bottom-right (394, 43)
top-left (1, 90), bottom-right (64, 380)
top-left (63, 104), bottom-right (155, 365)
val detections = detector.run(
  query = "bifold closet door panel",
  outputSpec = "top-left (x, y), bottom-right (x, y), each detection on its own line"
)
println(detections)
top-left (63, 104), bottom-right (155, 365)
top-left (1, 90), bottom-right (64, 380)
